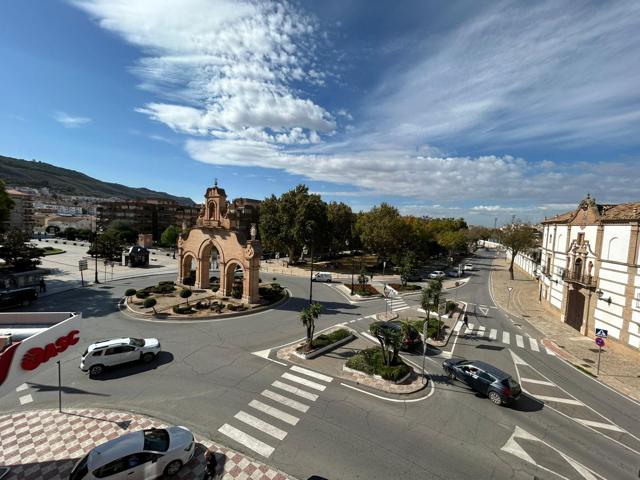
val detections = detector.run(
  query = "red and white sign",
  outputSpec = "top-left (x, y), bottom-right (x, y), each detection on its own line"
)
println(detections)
top-left (0, 313), bottom-right (82, 397)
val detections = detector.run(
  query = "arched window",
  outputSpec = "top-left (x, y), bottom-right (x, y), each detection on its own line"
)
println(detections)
top-left (574, 258), bottom-right (583, 276)
top-left (208, 201), bottom-right (217, 220)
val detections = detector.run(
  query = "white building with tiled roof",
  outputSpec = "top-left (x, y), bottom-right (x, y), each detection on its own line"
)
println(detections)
top-left (540, 195), bottom-right (640, 350)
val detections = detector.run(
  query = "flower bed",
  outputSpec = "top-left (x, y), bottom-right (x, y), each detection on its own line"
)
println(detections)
top-left (295, 328), bottom-right (354, 359)
top-left (388, 283), bottom-right (421, 292)
top-left (345, 347), bottom-right (411, 382)
top-left (346, 284), bottom-right (379, 296)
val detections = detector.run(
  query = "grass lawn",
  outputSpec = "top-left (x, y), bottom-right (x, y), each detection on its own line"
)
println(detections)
top-left (42, 247), bottom-right (66, 256)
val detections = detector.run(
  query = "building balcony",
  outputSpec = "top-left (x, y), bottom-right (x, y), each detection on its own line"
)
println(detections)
top-left (562, 270), bottom-right (596, 287)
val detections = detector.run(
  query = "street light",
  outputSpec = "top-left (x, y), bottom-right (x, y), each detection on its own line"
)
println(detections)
top-left (302, 244), bottom-right (314, 305)
top-left (346, 239), bottom-right (354, 295)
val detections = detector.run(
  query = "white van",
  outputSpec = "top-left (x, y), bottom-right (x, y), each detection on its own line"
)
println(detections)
top-left (312, 272), bottom-right (332, 282)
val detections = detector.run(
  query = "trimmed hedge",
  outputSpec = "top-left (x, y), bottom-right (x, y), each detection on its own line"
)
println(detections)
top-left (389, 283), bottom-right (421, 291)
top-left (125, 288), bottom-right (137, 297)
top-left (172, 305), bottom-right (193, 314)
top-left (346, 347), bottom-right (410, 382)
top-left (311, 328), bottom-right (351, 349)
top-left (135, 291), bottom-right (150, 299)
top-left (143, 298), bottom-right (157, 309)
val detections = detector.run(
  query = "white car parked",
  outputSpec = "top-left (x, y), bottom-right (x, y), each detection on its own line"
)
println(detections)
top-left (463, 263), bottom-right (474, 271)
top-left (69, 426), bottom-right (194, 480)
top-left (428, 271), bottom-right (446, 279)
top-left (80, 337), bottom-right (161, 377)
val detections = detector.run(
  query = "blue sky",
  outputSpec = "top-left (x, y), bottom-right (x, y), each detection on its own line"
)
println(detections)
top-left (1, 0), bottom-right (640, 225)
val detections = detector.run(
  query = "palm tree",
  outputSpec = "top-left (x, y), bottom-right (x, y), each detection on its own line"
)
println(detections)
top-left (300, 302), bottom-right (322, 348)
top-left (370, 321), bottom-right (401, 366)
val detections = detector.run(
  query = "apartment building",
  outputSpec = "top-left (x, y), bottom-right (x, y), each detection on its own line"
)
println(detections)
top-left (3, 189), bottom-right (35, 232)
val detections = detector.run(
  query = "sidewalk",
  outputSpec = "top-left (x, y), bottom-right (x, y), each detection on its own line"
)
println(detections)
top-left (489, 256), bottom-right (640, 402)
top-left (0, 408), bottom-right (294, 480)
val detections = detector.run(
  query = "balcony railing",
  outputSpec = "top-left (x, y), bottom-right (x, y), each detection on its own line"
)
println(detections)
top-left (562, 270), bottom-right (596, 287)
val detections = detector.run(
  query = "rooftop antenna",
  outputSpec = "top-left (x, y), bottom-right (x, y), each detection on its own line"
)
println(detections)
top-left (214, 178), bottom-right (218, 187)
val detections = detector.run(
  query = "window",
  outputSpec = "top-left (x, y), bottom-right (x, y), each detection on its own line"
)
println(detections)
top-left (91, 351), bottom-right (103, 357)
top-left (143, 429), bottom-right (170, 452)
top-left (104, 346), bottom-right (132, 355)
top-left (129, 338), bottom-right (145, 347)
top-left (478, 372), bottom-right (495, 382)
top-left (577, 232), bottom-right (585, 245)
top-left (93, 458), bottom-right (128, 478)
top-left (636, 292), bottom-right (640, 309)
top-left (69, 454), bottom-right (89, 480)
top-left (104, 347), bottom-right (119, 356)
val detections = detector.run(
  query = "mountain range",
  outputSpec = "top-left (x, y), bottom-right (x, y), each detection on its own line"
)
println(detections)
top-left (0, 155), bottom-right (195, 205)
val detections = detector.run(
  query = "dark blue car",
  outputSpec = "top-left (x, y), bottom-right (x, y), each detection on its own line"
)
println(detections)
top-left (442, 358), bottom-right (521, 405)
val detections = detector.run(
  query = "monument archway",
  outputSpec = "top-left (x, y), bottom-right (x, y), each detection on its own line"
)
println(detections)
top-left (177, 182), bottom-right (261, 304)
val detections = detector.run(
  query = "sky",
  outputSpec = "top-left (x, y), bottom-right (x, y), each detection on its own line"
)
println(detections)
top-left (1, 0), bottom-right (639, 226)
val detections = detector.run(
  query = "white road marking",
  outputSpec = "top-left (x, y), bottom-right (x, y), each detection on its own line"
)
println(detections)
top-left (234, 411), bottom-right (288, 440)
top-left (509, 350), bottom-right (528, 366)
top-left (529, 337), bottom-right (540, 352)
top-left (395, 306), bottom-right (411, 311)
top-left (501, 426), bottom-right (606, 480)
top-left (520, 378), bottom-right (555, 386)
top-left (478, 306), bottom-right (490, 316)
top-left (477, 326), bottom-right (486, 337)
top-left (575, 419), bottom-right (625, 432)
top-left (281, 373), bottom-right (326, 392)
top-left (290, 366), bottom-right (333, 383)
top-left (544, 346), bottom-right (556, 356)
top-left (502, 331), bottom-right (511, 344)
top-left (249, 400), bottom-right (299, 426)
top-left (218, 424), bottom-right (275, 458)
top-left (454, 322), bottom-right (463, 333)
top-left (16, 383), bottom-right (28, 392)
top-left (515, 334), bottom-right (524, 348)
top-left (489, 328), bottom-right (497, 340)
top-left (467, 323), bottom-right (475, 331)
top-left (19, 394), bottom-right (33, 405)
top-left (272, 381), bottom-right (319, 401)
top-left (535, 395), bottom-right (583, 405)
top-left (261, 390), bottom-right (310, 413)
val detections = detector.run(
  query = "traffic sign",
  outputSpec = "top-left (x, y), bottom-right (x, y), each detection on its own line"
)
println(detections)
top-left (595, 337), bottom-right (605, 347)
top-left (78, 260), bottom-right (88, 271)
top-left (595, 328), bottom-right (608, 338)
top-left (507, 287), bottom-right (513, 292)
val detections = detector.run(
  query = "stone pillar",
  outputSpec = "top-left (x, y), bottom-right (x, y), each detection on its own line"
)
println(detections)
top-left (243, 257), bottom-right (261, 304)
top-left (195, 256), bottom-right (210, 289)
top-left (218, 261), bottom-right (228, 297)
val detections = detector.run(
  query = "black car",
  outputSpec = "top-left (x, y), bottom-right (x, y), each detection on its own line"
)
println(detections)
top-left (0, 287), bottom-right (39, 310)
top-left (442, 359), bottom-right (521, 405)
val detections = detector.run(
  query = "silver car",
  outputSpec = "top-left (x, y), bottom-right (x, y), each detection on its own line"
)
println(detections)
top-left (69, 426), bottom-right (195, 479)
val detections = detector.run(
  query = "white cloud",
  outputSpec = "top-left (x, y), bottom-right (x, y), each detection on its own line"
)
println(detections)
top-left (73, 0), bottom-right (334, 143)
top-left (363, 1), bottom-right (640, 149)
top-left (53, 111), bottom-right (92, 128)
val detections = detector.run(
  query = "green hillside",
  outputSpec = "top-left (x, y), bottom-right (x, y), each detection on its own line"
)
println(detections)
top-left (0, 155), bottom-right (194, 205)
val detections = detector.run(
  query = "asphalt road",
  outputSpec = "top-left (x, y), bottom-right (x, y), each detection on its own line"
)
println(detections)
top-left (1, 252), bottom-right (639, 480)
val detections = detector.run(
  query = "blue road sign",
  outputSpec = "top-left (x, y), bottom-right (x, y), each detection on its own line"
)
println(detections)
top-left (595, 337), bottom-right (605, 347)
top-left (595, 328), bottom-right (608, 338)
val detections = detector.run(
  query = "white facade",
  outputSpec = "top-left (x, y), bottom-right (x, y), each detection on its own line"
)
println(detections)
top-left (540, 197), bottom-right (639, 350)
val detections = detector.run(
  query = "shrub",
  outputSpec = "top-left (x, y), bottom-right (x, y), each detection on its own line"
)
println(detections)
top-left (125, 288), bottom-right (137, 297)
top-left (135, 291), bottom-right (150, 299)
top-left (312, 328), bottom-right (351, 349)
top-left (143, 298), bottom-right (157, 309)
top-left (180, 288), bottom-right (192, 299)
top-left (152, 282), bottom-right (175, 294)
top-left (446, 301), bottom-right (457, 314)
top-left (345, 347), bottom-right (410, 382)
top-left (172, 305), bottom-right (193, 314)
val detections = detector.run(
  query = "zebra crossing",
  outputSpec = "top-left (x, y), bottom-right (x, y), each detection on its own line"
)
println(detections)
top-left (386, 296), bottom-right (410, 312)
top-left (218, 365), bottom-right (333, 458)
top-left (454, 322), bottom-right (555, 356)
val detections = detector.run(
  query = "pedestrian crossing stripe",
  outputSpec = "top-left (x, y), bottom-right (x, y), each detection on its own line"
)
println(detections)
top-left (455, 325), bottom-right (553, 355)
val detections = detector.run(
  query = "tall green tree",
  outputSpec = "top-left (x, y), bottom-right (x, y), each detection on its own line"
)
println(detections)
top-left (398, 252), bottom-right (416, 287)
top-left (437, 230), bottom-right (468, 258)
top-left (421, 279), bottom-right (443, 315)
top-left (498, 225), bottom-right (539, 280)
top-left (327, 201), bottom-right (355, 256)
top-left (160, 225), bottom-right (181, 248)
top-left (300, 302), bottom-right (322, 348)
top-left (259, 185), bottom-right (329, 262)
top-left (106, 220), bottom-right (138, 244)
top-left (0, 180), bottom-right (14, 233)
top-left (0, 229), bottom-right (43, 271)
top-left (356, 203), bottom-right (408, 260)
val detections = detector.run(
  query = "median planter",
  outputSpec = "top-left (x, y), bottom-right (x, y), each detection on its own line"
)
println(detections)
top-left (295, 328), bottom-right (355, 359)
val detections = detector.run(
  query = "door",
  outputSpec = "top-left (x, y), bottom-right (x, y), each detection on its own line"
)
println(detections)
top-left (475, 372), bottom-right (496, 395)
top-left (565, 288), bottom-right (585, 331)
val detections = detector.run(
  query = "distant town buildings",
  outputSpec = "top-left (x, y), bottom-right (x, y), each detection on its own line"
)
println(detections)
top-left (540, 195), bottom-right (640, 350)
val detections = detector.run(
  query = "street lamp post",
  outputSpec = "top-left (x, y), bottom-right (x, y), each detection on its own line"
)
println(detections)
top-left (303, 245), bottom-right (314, 305)
top-left (93, 229), bottom-right (100, 284)
top-left (346, 240), bottom-right (354, 295)
top-left (421, 316), bottom-right (429, 384)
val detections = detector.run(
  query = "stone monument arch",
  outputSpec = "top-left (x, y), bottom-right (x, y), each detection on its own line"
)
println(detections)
top-left (177, 181), bottom-right (262, 304)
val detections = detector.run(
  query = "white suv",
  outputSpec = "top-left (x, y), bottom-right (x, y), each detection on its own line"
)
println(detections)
top-left (428, 271), bottom-right (446, 279)
top-left (69, 426), bottom-right (194, 479)
top-left (80, 337), bottom-right (161, 377)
